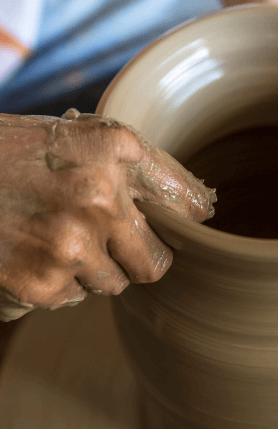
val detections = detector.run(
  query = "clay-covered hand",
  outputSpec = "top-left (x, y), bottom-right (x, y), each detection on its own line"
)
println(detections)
top-left (0, 109), bottom-right (216, 321)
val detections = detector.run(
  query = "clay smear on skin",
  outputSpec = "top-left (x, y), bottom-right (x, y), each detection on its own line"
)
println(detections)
top-left (45, 152), bottom-right (78, 172)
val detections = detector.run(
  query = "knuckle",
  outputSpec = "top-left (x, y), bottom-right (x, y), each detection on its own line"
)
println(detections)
top-left (31, 213), bottom-right (88, 266)
top-left (113, 128), bottom-right (143, 164)
top-left (52, 231), bottom-right (86, 265)
top-left (69, 168), bottom-right (120, 216)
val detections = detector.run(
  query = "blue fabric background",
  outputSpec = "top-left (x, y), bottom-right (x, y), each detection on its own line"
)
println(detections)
top-left (0, 0), bottom-right (221, 112)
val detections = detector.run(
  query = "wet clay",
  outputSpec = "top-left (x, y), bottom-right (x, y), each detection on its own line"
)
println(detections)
top-left (0, 111), bottom-right (217, 321)
top-left (184, 125), bottom-right (278, 239)
top-left (111, 125), bottom-right (278, 429)
top-left (91, 4), bottom-right (278, 428)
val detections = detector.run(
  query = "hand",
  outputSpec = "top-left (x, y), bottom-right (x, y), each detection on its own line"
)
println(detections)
top-left (0, 109), bottom-right (216, 321)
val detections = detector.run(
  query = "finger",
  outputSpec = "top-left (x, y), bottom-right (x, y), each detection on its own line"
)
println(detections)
top-left (107, 203), bottom-right (173, 284)
top-left (75, 249), bottom-right (130, 296)
top-left (0, 287), bottom-right (35, 322)
top-left (0, 240), bottom-right (88, 310)
top-left (129, 145), bottom-right (217, 223)
top-left (20, 211), bottom-right (130, 298)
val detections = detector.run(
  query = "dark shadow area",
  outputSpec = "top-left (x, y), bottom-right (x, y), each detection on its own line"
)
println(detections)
top-left (0, 319), bottom-right (22, 371)
top-left (10, 74), bottom-right (116, 117)
top-left (184, 126), bottom-right (278, 239)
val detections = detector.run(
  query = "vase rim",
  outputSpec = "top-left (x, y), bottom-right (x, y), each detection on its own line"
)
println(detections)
top-left (97, 3), bottom-right (278, 262)
top-left (97, 2), bottom-right (278, 116)
top-left (135, 200), bottom-right (278, 262)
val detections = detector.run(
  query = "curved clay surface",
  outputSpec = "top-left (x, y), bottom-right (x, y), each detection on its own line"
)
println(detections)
top-left (97, 4), bottom-right (278, 428)
top-left (115, 127), bottom-right (278, 428)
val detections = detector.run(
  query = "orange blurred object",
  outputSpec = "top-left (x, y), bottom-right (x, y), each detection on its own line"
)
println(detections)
top-left (0, 26), bottom-right (30, 57)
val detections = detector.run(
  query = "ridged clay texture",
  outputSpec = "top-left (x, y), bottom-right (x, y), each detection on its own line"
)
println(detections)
top-left (96, 4), bottom-right (278, 428)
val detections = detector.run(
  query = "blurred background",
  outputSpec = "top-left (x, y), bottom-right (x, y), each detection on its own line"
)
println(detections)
top-left (0, 0), bottom-right (222, 118)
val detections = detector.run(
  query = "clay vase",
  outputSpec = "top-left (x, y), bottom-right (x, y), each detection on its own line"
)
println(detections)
top-left (96, 4), bottom-right (278, 428)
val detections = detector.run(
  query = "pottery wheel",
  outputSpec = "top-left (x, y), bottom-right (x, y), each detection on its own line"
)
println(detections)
top-left (0, 295), bottom-right (139, 428)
